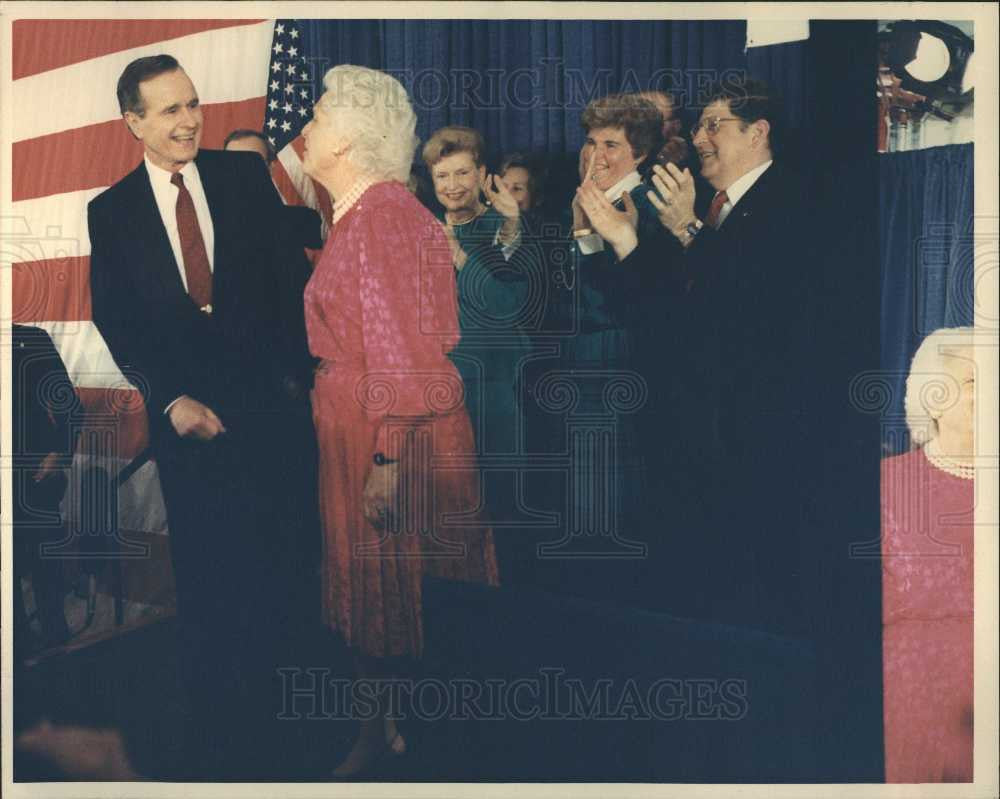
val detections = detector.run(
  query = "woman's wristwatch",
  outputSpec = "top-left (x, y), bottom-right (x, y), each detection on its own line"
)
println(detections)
top-left (373, 452), bottom-right (399, 466)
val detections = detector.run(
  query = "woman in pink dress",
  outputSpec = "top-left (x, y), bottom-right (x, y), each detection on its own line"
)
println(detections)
top-left (301, 65), bottom-right (498, 775)
top-left (882, 326), bottom-right (977, 782)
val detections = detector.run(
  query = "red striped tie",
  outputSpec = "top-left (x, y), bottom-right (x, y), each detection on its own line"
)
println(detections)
top-left (705, 190), bottom-right (729, 229)
top-left (171, 172), bottom-right (212, 309)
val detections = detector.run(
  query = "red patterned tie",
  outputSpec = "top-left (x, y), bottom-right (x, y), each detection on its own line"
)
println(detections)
top-left (170, 172), bottom-right (212, 309)
top-left (705, 190), bottom-right (729, 229)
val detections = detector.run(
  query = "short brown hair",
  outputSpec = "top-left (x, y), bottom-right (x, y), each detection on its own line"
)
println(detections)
top-left (422, 126), bottom-right (485, 168)
top-left (581, 93), bottom-right (664, 168)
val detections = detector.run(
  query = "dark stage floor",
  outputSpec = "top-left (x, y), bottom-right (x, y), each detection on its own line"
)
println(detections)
top-left (12, 618), bottom-right (460, 782)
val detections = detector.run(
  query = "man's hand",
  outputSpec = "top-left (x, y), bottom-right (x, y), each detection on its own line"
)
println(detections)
top-left (576, 182), bottom-right (639, 261)
top-left (647, 163), bottom-right (698, 240)
top-left (362, 461), bottom-right (400, 530)
top-left (441, 222), bottom-right (468, 271)
top-left (168, 396), bottom-right (226, 441)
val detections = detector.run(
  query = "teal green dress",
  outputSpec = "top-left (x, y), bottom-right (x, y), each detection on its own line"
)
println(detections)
top-left (445, 206), bottom-right (534, 459)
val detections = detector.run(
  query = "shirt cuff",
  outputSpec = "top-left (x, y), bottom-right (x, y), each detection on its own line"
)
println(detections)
top-left (163, 395), bottom-right (187, 415)
top-left (493, 226), bottom-right (522, 261)
top-left (576, 233), bottom-right (605, 256)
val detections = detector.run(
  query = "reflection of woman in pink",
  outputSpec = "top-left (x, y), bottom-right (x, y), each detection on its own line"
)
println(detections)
top-left (882, 327), bottom-right (978, 782)
top-left (302, 65), bottom-right (498, 775)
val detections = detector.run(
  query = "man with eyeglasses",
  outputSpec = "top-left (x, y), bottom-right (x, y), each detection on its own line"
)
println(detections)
top-left (576, 77), bottom-right (816, 635)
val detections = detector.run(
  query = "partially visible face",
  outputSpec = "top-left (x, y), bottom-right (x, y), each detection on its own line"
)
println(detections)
top-left (936, 352), bottom-right (975, 445)
top-left (640, 91), bottom-right (676, 138)
top-left (225, 135), bottom-right (271, 164)
top-left (301, 91), bottom-right (344, 180)
top-left (431, 151), bottom-right (485, 215)
top-left (126, 69), bottom-right (202, 172)
top-left (582, 126), bottom-right (643, 193)
top-left (692, 99), bottom-right (761, 191)
top-left (500, 166), bottom-right (533, 212)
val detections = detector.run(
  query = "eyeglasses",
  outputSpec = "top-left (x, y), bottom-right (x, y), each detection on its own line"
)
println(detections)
top-left (690, 116), bottom-right (744, 137)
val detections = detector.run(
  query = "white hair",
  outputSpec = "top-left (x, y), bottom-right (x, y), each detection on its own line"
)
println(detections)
top-left (904, 326), bottom-right (979, 446)
top-left (318, 65), bottom-right (418, 182)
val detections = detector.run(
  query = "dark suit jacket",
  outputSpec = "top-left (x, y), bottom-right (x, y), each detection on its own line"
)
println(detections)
top-left (622, 162), bottom-right (821, 637)
top-left (88, 150), bottom-right (314, 443)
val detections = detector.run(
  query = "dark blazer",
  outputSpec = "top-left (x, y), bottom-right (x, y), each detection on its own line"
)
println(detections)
top-left (11, 325), bottom-right (76, 465)
top-left (88, 149), bottom-right (313, 442)
top-left (621, 162), bottom-right (821, 636)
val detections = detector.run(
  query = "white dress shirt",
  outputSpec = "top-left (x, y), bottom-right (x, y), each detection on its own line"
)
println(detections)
top-left (144, 155), bottom-right (215, 289)
top-left (716, 160), bottom-right (772, 228)
top-left (145, 155), bottom-right (215, 415)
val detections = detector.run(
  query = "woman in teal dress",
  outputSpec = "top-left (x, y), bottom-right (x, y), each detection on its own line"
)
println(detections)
top-left (422, 126), bottom-right (539, 580)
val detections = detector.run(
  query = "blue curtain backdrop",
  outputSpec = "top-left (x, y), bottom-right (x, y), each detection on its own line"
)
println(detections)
top-left (879, 143), bottom-right (975, 455)
top-left (298, 19), bottom-right (799, 163)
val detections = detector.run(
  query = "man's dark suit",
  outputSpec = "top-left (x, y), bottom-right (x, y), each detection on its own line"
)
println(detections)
top-left (88, 149), bottom-right (330, 778)
top-left (634, 163), bottom-right (820, 634)
top-left (629, 161), bottom-right (883, 778)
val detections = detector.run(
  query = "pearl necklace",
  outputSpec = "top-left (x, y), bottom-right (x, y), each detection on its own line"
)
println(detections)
top-left (923, 438), bottom-right (976, 481)
top-left (445, 203), bottom-right (488, 227)
top-left (332, 177), bottom-right (377, 226)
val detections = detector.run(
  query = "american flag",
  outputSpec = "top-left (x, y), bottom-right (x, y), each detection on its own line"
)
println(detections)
top-left (6, 19), bottom-right (328, 546)
top-left (265, 21), bottom-right (316, 153)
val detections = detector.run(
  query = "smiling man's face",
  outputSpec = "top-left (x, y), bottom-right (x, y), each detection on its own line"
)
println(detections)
top-left (125, 69), bottom-right (203, 172)
top-left (692, 99), bottom-right (769, 192)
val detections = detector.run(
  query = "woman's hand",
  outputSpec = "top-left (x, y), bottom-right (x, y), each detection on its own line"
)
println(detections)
top-left (440, 222), bottom-right (468, 271)
top-left (484, 174), bottom-right (522, 246)
top-left (576, 182), bottom-right (639, 261)
top-left (362, 461), bottom-right (400, 530)
top-left (647, 163), bottom-right (697, 240)
top-left (572, 149), bottom-right (600, 232)
top-left (483, 173), bottom-right (520, 223)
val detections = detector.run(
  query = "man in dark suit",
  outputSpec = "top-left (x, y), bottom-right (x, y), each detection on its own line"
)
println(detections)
top-left (88, 55), bottom-right (339, 778)
top-left (11, 324), bottom-right (76, 657)
top-left (579, 78), bottom-right (817, 635)
top-left (223, 128), bottom-right (325, 251)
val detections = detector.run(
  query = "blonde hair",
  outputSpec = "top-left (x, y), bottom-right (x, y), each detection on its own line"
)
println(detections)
top-left (421, 126), bottom-right (485, 168)
top-left (318, 65), bottom-right (418, 182)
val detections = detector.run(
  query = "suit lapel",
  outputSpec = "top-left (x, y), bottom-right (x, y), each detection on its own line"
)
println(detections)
top-left (194, 152), bottom-right (227, 298)
top-left (720, 164), bottom-right (779, 234)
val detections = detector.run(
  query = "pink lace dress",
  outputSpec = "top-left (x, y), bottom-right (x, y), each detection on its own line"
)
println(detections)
top-left (881, 447), bottom-right (974, 782)
top-left (304, 181), bottom-right (498, 658)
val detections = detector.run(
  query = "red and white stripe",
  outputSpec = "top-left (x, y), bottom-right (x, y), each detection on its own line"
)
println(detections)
top-left (8, 19), bottom-right (325, 533)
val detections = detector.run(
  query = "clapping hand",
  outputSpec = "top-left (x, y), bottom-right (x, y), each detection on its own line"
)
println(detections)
top-left (575, 149), bottom-right (639, 261)
top-left (440, 222), bottom-right (468, 271)
top-left (483, 173), bottom-right (520, 222)
top-left (483, 173), bottom-right (521, 245)
top-left (571, 149), bottom-right (598, 231)
top-left (647, 163), bottom-right (697, 240)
